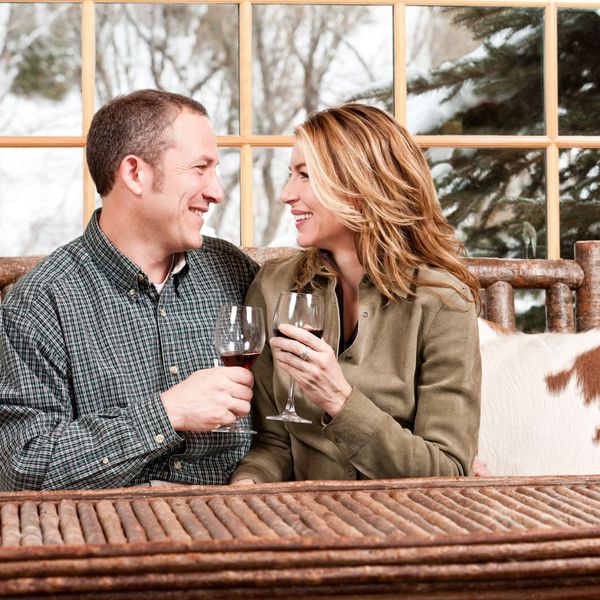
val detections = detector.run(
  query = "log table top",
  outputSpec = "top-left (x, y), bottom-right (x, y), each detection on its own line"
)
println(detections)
top-left (1, 475), bottom-right (600, 599)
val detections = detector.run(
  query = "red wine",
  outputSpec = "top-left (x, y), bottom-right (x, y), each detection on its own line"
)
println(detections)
top-left (274, 327), bottom-right (324, 339)
top-left (220, 352), bottom-right (261, 369)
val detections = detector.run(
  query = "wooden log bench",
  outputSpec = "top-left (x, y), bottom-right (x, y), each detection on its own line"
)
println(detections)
top-left (0, 240), bottom-right (599, 597)
top-left (1, 476), bottom-right (600, 598)
top-left (1, 240), bottom-right (599, 331)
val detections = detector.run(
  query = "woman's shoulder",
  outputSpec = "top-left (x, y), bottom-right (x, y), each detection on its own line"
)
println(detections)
top-left (256, 250), bottom-right (305, 277)
top-left (413, 264), bottom-right (474, 312)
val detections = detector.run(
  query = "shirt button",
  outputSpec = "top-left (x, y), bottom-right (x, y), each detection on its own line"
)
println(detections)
top-left (173, 460), bottom-right (182, 470)
top-left (169, 365), bottom-right (178, 375)
top-left (101, 457), bottom-right (109, 465)
top-left (344, 355), bottom-right (352, 361)
top-left (129, 288), bottom-right (136, 296)
top-left (155, 434), bottom-right (165, 444)
top-left (347, 470), bottom-right (354, 477)
top-left (361, 311), bottom-right (369, 318)
top-left (137, 273), bottom-right (144, 282)
top-left (160, 308), bottom-right (167, 317)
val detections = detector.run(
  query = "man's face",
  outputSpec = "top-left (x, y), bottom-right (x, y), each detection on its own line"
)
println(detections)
top-left (144, 111), bottom-right (223, 253)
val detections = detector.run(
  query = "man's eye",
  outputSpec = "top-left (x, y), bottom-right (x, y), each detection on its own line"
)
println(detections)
top-left (195, 165), bottom-right (207, 172)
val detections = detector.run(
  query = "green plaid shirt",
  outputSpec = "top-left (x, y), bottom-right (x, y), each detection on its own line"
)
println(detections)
top-left (0, 211), bottom-right (257, 490)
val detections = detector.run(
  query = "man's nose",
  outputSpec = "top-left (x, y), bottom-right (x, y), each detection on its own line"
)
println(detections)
top-left (204, 171), bottom-right (224, 204)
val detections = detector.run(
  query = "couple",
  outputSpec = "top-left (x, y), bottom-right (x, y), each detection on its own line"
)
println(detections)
top-left (0, 89), bottom-right (481, 491)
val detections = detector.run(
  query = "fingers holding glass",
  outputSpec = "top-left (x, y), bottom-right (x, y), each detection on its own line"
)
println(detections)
top-left (212, 304), bottom-right (265, 434)
top-left (268, 292), bottom-right (324, 424)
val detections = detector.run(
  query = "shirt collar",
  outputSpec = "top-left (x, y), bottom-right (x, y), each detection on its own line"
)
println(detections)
top-left (83, 209), bottom-right (188, 294)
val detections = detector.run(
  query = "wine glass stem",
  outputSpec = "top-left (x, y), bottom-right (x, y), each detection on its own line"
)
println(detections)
top-left (284, 377), bottom-right (297, 414)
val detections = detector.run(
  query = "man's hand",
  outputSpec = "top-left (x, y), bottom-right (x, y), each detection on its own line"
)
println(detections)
top-left (160, 366), bottom-right (253, 431)
top-left (230, 478), bottom-right (255, 486)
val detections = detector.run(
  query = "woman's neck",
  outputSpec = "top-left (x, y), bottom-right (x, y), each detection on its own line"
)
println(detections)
top-left (330, 246), bottom-right (364, 290)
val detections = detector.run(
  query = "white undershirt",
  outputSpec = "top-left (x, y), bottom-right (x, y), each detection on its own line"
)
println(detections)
top-left (153, 254), bottom-right (186, 294)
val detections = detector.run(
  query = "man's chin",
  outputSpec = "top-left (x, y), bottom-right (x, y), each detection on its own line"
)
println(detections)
top-left (186, 233), bottom-right (204, 250)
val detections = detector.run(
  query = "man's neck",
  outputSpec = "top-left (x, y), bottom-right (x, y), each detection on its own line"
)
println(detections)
top-left (98, 206), bottom-right (175, 284)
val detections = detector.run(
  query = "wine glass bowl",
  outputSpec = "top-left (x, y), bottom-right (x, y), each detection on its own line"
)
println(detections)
top-left (268, 292), bottom-right (325, 424)
top-left (213, 304), bottom-right (265, 434)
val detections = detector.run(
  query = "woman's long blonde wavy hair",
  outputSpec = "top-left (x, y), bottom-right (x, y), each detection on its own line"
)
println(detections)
top-left (291, 103), bottom-right (479, 305)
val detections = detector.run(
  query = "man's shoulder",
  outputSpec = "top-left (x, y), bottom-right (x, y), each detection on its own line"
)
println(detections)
top-left (197, 235), bottom-right (248, 258)
top-left (190, 236), bottom-right (258, 275)
top-left (4, 238), bottom-right (89, 308)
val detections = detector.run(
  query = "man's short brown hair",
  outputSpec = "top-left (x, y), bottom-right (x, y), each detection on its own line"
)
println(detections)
top-left (86, 89), bottom-right (208, 197)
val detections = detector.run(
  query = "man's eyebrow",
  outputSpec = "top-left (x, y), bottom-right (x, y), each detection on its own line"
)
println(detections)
top-left (192, 155), bottom-right (216, 165)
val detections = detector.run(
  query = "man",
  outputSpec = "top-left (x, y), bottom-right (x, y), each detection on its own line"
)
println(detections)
top-left (0, 90), bottom-right (257, 490)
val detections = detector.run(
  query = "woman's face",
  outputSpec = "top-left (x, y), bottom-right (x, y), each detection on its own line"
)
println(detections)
top-left (281, 146), bottom-right (354, 253)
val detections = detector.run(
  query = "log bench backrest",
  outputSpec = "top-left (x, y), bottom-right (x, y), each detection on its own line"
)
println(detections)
top-left (0, 240), bottom-right (598, 332)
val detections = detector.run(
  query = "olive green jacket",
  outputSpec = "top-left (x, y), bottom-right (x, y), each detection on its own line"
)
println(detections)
top-left (231, 253), bottom-right (481, 483)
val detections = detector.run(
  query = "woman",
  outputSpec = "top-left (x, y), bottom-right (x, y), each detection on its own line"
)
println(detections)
top-left (231, 104), bottom-right (481, 483)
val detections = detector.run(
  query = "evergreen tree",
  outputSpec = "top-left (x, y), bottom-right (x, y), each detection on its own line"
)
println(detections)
top-left (10, 6), bottom-right (80, 101)
top-left (354, 7), bottom-right (600, 260)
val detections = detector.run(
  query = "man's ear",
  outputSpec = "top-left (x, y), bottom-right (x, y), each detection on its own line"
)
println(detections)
top-left (117, 155), bottom-right (149, 196)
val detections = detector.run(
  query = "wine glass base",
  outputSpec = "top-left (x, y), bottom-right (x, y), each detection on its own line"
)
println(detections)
top-left (212, 425), bottom-right (257, 434)
top-left (266, 413), bottom-right (312, 424)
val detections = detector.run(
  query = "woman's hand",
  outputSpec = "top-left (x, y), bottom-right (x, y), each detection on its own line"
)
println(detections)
top-left (270, 323), bottom-right (352, 418)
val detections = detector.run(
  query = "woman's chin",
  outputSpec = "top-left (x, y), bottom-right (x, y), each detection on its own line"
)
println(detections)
top-left (296, 232), bottom-right (318, 249)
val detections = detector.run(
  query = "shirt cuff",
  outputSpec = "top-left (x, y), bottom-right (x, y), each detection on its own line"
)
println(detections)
top-left (322, 387), bottom-right (387, 458)
top-left (128, 392), bottom-right (183, 455)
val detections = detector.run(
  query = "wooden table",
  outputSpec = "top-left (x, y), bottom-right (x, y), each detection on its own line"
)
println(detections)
top-left (1, 475), bottom-right (600, 599)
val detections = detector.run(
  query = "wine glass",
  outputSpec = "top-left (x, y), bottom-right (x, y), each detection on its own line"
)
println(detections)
top-left (213, 304), bottom-right (265, 434)
top-left (268, 292), bottom-right (324, 424)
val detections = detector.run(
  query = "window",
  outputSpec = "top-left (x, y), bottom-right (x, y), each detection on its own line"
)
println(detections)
top-left (0, 1), bottom-right (598, 259)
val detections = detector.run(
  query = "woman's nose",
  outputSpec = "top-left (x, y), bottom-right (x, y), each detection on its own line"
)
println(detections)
top-left (280, 180), bottom-right (299, 205)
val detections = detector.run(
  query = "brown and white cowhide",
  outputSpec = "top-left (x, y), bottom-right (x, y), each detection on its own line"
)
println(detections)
top-left (477, 319), bottom-right (600, 476)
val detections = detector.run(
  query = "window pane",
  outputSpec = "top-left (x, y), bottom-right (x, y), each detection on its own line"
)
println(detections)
top-left (0, 4), bottom-right (82, 135)
top-left (558, 9), bottom-right (600, 135)
top-left (206, 148), bottom-right (240, 245)
top-left (252, 5), bottom-right (393, 135)
top-left (559, 148), bottom-right (600, 260)
top-left (514, 289), bottom-right (546, 333)
top-left (407, 7), bottom-right (544, 135)
top-left (253, 147), bottom-right (297, 247)
top-left (95, 4), bottom-right (239, 135)
top-left (0, 149), bottom-right (82, 256)
top-left (426, 148), bottom-right (546, 258)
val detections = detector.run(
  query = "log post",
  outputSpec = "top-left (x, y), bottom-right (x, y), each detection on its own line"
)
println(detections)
top-left (574, 240), bottom-right (600, 332)
top-left (485, 281), bottom-right (516, 331)
top-left (546, 283), bottom-right (574, 332)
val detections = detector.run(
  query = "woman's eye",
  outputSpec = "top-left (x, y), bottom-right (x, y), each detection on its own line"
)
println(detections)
top-left (299, 171), bottom-right (309, 179)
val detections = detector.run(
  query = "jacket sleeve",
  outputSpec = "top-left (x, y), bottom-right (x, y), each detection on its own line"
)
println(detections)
top-left (230, 274), bottom-right (294, 483)
top-left (0, 303), bottom-right (182, 490)
top-left (322, 292), bottom-right (481, 478)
